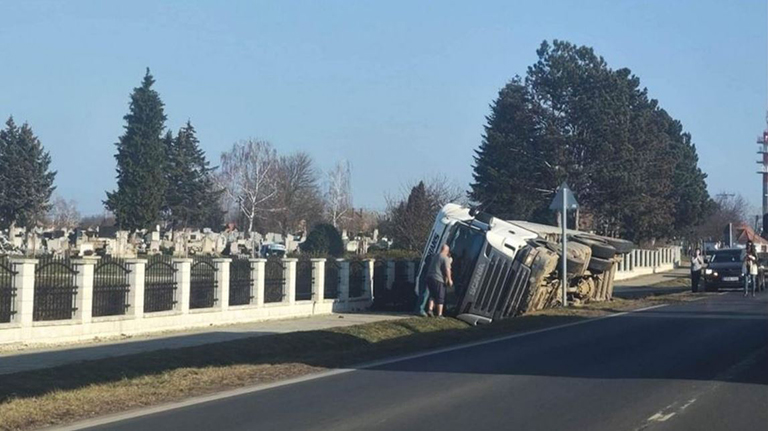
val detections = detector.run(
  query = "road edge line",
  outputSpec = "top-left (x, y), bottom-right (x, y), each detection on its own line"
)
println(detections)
top-left (50, 302), bottom-right (670, 431)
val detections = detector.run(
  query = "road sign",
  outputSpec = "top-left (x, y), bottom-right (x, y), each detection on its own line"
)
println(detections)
top-left (549, 182), bottom-right (579, 211)
top-left (549, 182), bottom-right (579, 307)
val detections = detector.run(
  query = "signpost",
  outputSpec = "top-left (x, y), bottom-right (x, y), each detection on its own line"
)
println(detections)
top-left (550, 182), bottom-right (579, 307)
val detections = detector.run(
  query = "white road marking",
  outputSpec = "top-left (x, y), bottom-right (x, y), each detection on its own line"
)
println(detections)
top-left (648, 412), bottom-right (676, 422)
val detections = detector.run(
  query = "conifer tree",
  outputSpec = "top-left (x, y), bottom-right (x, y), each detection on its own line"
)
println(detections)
top-left (0, 117), bottom-right (56, 228)
top-left (165, 121), bottom-right (222, 229)
top-left (105, 69), bottom-right (168, 230)
top-left (471, 40), bottom-right (710, 242)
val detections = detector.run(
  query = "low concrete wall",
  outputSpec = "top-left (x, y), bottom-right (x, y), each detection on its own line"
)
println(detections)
top-left (0, 256), bottom-right (381, 346)
top-left (613, 246), bottom-right (681, 281)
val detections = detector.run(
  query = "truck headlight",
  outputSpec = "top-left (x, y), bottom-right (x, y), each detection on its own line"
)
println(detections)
top-left (704, 269), bottom-right (712, 275)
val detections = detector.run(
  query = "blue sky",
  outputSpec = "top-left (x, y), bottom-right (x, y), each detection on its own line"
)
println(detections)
top-left (1, 0), bottom-right (766, 216)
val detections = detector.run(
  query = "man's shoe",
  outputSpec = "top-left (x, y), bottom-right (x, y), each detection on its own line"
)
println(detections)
top-left (418, 311), bottom-right (428, 317)
top-left (437, 315), bottom-right (445, 319)
top-left (427, 311), bottom-right (434, 317)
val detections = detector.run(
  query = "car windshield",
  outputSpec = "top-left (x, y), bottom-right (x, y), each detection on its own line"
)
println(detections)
top-left (448, 222), bottom-right (486, 299)
top-left (711, 250), bottom-right (742, 263)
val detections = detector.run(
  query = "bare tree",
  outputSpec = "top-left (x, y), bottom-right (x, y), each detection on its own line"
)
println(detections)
top-left (693, 193), bottom-right (751, 241)
top-left (272, 152), bottom-right (324, 235)
top-left (326, 160), bottom-right (352, 229)
top-left (48, 196), bottom-right (81, 229)
top-left (218, 139), bottom-right (279, 234)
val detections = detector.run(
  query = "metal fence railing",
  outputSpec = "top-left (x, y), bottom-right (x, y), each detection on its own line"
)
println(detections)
top-left (0, 256), bottom-right (17, 323)
top-left (324, 258), bottom-right (340, 299)
top-left (92, 257), bottom-right (131, 317)
top-left (348, 260), bottom-right (365, 298)
top-left (295, 257), bottom-right (313, 301)
top-left (264, 257), bottom-right (284, 303)
top-left (34, 255), bottom-right (78, 321)
top-left (190, 257), bottom-right (218, 309)
top-left (229, 257), bottom-right (252, 306)
top-left (144, 255), bottom-right (177, 313)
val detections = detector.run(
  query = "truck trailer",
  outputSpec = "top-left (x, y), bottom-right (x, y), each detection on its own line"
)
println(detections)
top-left (416, 204), bottom-right (634, 325)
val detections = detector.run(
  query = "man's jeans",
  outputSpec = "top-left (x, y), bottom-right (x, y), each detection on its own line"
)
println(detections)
top-left (414, 281), bottom-right (429, 314)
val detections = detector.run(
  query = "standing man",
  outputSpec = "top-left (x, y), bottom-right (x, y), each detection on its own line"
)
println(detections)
top-left (426, 244), bottom-right (453, 318)
top-left (690, 248), bottom-right (704, 293)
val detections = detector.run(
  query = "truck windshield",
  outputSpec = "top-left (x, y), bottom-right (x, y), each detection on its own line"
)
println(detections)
top-left (448, 222), bottom-right (485, 299)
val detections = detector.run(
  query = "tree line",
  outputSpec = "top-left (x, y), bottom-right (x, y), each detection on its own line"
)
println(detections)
top-left (470, 40), bottom-right (711, 243)
top-left (1, 42), bottom-right (736, 251)
top-left (104, 69), bottom-right (353, 236)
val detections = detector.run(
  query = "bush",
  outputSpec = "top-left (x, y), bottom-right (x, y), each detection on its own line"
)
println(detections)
top-left (300, 223), bottom-right (344, 257)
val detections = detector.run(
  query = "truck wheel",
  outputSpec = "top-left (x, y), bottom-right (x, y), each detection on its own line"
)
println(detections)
top-left (599, 237), bottom-right (634, 254)
top-left (587, 256), bottom-right (613, 273)
top-left (529, 239), bottom-right (587, 276)
top-left (572, 235), bottom-right (617, 260)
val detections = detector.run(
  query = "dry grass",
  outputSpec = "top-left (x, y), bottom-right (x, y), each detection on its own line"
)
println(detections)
top-left (0, 293), bottom-right (696, 431)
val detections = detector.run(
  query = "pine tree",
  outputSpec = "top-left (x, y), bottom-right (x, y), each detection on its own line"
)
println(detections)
top-left (471, 40), bottom-right (710, 242)
top-left (0, 117), bottom-right (56, 228)
top-left (165, 121), bottom-right (222, 229)
top-left (105, 69), bottom-right (168, 230)
top-left (389, 181), bottom-right (433, 250)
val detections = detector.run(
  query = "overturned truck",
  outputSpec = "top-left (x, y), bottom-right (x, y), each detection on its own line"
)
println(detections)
top-left (416, 204), bottom-right (634, 325)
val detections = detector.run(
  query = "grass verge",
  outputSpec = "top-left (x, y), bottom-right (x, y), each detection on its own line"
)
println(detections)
top-left (0, 292), bottom-right (701, 430)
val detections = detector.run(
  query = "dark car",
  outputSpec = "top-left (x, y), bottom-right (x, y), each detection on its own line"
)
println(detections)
top-left (703, 248), bottom-right (745, 291)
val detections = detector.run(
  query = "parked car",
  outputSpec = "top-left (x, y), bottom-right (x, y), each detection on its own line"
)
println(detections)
top-left (703, 248), bottom-right (745, 291)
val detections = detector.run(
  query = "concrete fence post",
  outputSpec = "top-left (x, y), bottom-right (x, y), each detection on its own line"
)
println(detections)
top-left (386, 261), bottom-right (396, 290)
top-left (338, 259), bottom-right (350, 302)
top-left (283, 258), bottom-right (298, 305)
top-left (250, 258), bottom-right (266, 307)
top-left (173, 258), bottom-right (193, 314)
top-left (363, 259), bottom-right (374, 300)
top-left (310, 258), bottom-right (326, 302)
top-left (125, 258), bottom-right (147, 319)
top-left (73, 257), bottom-right (97, 324)
top-left (213, 258), bottom-right (231, 311)
top-left (9, 258), bottom-right (36, 327)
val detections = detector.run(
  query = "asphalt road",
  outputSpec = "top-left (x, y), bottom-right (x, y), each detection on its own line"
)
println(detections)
top-left (81, 292), bottom-right (768, 431)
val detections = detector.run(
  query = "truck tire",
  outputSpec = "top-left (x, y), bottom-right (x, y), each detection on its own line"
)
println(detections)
top-left (529, 239), bottom-right (587, 276)
top-left (572, 235), bottom-right (617, 260)
top-left (587, 256), bottom-right (613, 273)
top-left (600, 237), bottom-right (634, 254)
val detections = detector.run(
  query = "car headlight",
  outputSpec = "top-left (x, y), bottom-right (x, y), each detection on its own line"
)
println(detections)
top-left (704, 269), bottom-right (712, 275)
